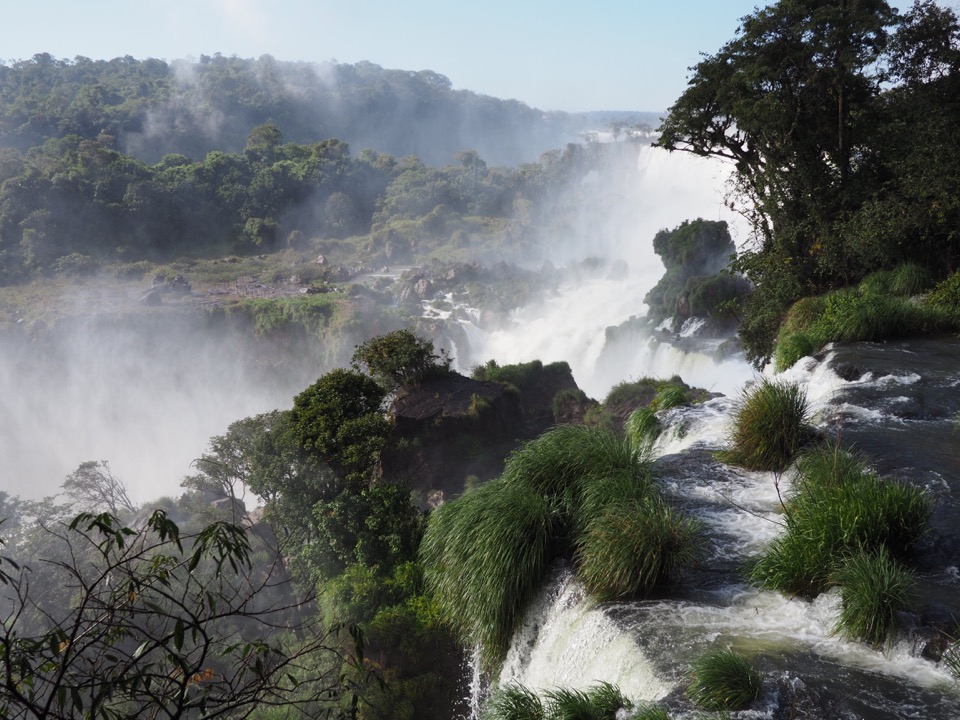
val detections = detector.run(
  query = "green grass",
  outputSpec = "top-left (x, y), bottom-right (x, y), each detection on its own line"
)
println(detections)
top-left (719, 379), bottom-right (809, 472)
top-left (576, 497), bottom-right (703, 601)
top-left (421, 423), bottom-right (699, 668)
top-left (749, 444), bottom-right (931, 597)
top-left (500, 425), bottom-right (644, 514)
top-left (482, 684), bottom-right (544, 720)
top-left (833, 548), bottom-right (917, 647)
top-left (483, 683), bottom-right (631, 720)
top-left (774, 282), bottom-right (957, 370)
top-left (419, 479), bottom-right (558, 670)
top-left (625, 406), bottom-right (660, 452)
top-left (687, 648), bottom-right (762, 711)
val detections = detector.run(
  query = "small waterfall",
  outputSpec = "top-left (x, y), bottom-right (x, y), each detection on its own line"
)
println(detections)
top-left (498, 566), bottom-right (671, 702)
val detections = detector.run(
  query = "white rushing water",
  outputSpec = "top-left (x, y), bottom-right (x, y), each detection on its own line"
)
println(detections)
top-left (485, 346), bottom-right (960, 718)
top-left (451, 144), bottom-right (752, 399)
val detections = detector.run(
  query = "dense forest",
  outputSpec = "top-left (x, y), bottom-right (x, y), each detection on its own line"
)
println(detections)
top-left (0, 53), bottom-right (654, 286)
top-left (5, 1), bottom-right (960, 719)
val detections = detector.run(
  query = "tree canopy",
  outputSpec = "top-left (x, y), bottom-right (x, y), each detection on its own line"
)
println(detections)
top-left (658, 0), bottom-right (960, 364)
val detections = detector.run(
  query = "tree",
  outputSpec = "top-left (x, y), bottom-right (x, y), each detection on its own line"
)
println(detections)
top-left (657, 0), bottom-right (897, 364)
top-left (61, 460), bottom-right (137, 516)
top-left (0, 510), bottom-right (363, 719)
top-left (350, 330), bottom-right (452, 390)
top-left (291, 369), bottom-right (391, 483)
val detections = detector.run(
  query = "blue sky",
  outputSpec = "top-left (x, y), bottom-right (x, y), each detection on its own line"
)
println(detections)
top-left (0, 0), bottom-right (944, 111)
top-left (0, 1), bottom-right (926, 112)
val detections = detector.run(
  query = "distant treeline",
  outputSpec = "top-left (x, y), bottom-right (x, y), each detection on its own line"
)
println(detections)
top-left (0, 118), bottom-right (614, 283)
top-left (0, 53), bottom-right (655, 167)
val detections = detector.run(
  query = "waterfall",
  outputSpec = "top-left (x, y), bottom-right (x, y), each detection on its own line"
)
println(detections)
top-left (477, 341), bottom-right (960, 719)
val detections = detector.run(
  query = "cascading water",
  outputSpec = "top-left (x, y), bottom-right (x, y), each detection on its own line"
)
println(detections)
top-left (480, 342), bottom-right (960, 719)
top-left (442, 144), bottom-right (750, 400)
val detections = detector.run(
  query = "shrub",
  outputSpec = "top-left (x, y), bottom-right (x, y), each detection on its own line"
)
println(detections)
top-left (576, 497), bottom-right (703, 601)
top-left (926, 270), bottom-right (960, 314)
top-left (687, 648), bottom-right (762, 711)
top-left (719, 379), bottom-right (809, 472)
top-left (833, 548), bottom-right (917, 647)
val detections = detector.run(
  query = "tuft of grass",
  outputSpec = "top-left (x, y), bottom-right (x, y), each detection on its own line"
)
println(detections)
top-left (482, 684), bottom-right (545, 720)
top-left (631, 708), bottom-right (671, 720)
top-left (687, 648), bottom-right (762, 711)
top-left (890, 262), bottom-right (932, 297)
top-left (749, 444), bottom-right (931, 597)
top-left (773, 332), bottom-right (814, 372)
top-left (500, 425), bottom-right (643, 514)
top-left (625, 406), bottom-right (660, 452)
top-left (574, 466), bottom-right (655, 536)
top-left (793, 442), bottom-right (870, 490)
top-left (719, 379), bottom-right (809, 472)
top-left (419, 479), bottom-right (558, 670)
top-left (651, 384), bottom-right (687, 412)
top-left (576, 498), bottom-right (703, 601)
top-left (833, 547), bottom-right (917, 647)
top-left (484, 683), bottom-right (632, 720)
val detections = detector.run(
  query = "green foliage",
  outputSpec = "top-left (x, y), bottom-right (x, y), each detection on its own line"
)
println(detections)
top-left (749, 444), bottom-right (931, 597)
top-left (483, 684), bottom-right (545, 720)
top-left (625, 407), bottom-right (660, 451)
top-left (576, 497), bottom-right (703, 600)
top-left (925, 271), bottom-right (960, 315)
top-left (719, 379), bottom-right (809, 472)
top-left (291, 368), bottom-right (390, 481)
top-left (651, 385), bottom-right (687, 412)
top-left (420, 479), bottom-right (558, 669)
top-left (644, 220), bottom-right (740, 322)
top-left (482, 683), bottom-right (632, 720)
top-left (0, 510), bottom-right (355, 720)
top-left (833, 548), bottom-right (917, 647)
top-left (352, 329), bottom-right (452, 388)
top-left (773, 286), bottom-right (957, 370)
top-left (773, 332), bottom-right (815, 372)
top-left (421, 424), bottom-right (699, 670)
top-left (687, 648), bottom-right (762, 711)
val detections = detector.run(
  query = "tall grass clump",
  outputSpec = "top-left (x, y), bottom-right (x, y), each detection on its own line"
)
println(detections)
top-left (687, 648), bottom-right (762, 711)
top-left (500, 425), bottom-right (644, 512)
top-left (890, 262), bottom-right (932, 297)
top-left (420, 479), bottom-right (558, 669)
top-left (749, 444), bottom-right (931, 597)
top-left (482, 684), bottom-right (544, 720)
top-left (833, 548), bottom-right (917, 647)
top-left (625, 406), bottom-right (660, 452)
top-left (483, 682), bottom-right (632, 720)
top-left (577, 497), bottom-right (703, 600)
top-left (719, 379), bottom-right (809, 471)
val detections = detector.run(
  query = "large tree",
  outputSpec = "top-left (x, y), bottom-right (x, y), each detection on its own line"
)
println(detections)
top-left (658, 0), bottom-right (960, 364)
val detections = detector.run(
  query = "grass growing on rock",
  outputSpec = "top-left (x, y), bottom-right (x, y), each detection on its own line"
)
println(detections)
top-left (421, 425), bottom-right (701, 670)
top-left (833, 548), bottom-right (917, 647)
top-left (774, 268), bottom-right (955, 371)
top-left (577, 497), bottom-right (704, 600)
top-left (482, 682), bottom-right (632, 720)
top-left (687, 648), bottom-right (762, 711)
top-left (719, 379), bottom-right (810, 472)
top-left (750, 463), bottom-right (930, 596)
top-left (419, 479), bottom-right (558, 667)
